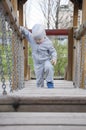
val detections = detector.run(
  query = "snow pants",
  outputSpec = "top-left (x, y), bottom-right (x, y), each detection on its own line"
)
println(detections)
top-left (34, 60), bottom-right (54, 87)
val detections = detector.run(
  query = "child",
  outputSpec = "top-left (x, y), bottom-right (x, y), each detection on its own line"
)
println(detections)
top-left (20, 24), bottom-right (57, 88)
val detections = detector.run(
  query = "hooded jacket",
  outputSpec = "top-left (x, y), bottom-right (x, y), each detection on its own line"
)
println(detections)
top-left (20, 26), bottom-right (57, 65)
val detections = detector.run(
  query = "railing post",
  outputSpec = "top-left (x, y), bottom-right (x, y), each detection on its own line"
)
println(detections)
top-left (67, 28), bottom-right (73, 81)
top-left (80, 0), bottom-right (86, 88)
top-left (19, 1), bottom-right (30, 80)
top-left (72, 1), bottom-right (79, 86)
top-left (11, 0), bottom-right (18, 18)
top-left (66, 1), bottom-right (78, 82)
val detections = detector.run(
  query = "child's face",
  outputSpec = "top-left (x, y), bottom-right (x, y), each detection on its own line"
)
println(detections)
top-left (34, 38), bottom-right (44, 44)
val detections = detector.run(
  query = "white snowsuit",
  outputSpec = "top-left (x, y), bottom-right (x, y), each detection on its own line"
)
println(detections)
top-left (20, 27), bottom-right (57, 87)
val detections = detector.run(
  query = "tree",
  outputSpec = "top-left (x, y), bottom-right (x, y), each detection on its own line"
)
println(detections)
top-left (39, 0), bottom-right (73, 29)
top-left (39, 0), bottom-right (60, 29)
top-left (52, 38), bottom-right (68, 78)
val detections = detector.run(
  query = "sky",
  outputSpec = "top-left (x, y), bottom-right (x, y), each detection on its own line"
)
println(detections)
top-left (24, 0), bottom-right (69, 29)
top-left (60, 0), bottom-right (69, 6)
top-left (24, 0), bottom-right (44, 28)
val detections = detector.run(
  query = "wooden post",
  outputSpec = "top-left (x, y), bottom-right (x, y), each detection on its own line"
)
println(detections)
top-left (18, 1), bottom-right (30, 80)
top-left (18, 1), bottom-right (23, 26)
top-left (67, 28), bottom-right (73, 80)
top-left (80, 0), bottom-right (86, 88)
top-left (23, 39), bottom-right (30, 80)
top-left (67, 2), bottom-right (78, 81)
top-left (10, 0), bottom-right (17, 17)
top-left (72, 2), bottom-right (78, 83)
top-left (73, 2), bottom-right (78, 26)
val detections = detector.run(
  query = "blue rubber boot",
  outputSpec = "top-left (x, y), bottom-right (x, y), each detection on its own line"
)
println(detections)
top-left (47, 82), bottom-right (54, 88)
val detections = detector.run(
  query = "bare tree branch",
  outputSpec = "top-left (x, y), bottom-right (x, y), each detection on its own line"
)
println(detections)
top-left (39, 0), bottom-right (74, 29)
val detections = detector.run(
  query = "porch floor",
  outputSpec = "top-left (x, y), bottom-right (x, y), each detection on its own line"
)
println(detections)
top-left (4, 80), bottom-right (86, 97)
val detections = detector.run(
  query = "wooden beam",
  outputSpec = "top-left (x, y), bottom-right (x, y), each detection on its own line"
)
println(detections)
top-left (73, 2), bottom-right (78, 26)
top-left (1, 0), bottom-right (22, 39)
top-left (80, 0), bottom-right (86, 88)
top-left (23, 39), bottom-right (30, 80)
top-left (67, 28), bottom-right (73, 81)
top-left (68, 2), bottom-right (78, 82)
top-left (46, 29), bottom-right (69, 35)
top-left (11, 0), bottom-right (18, 17)
top-left (18, 1), bottom-right (30, 80)
top-left (72, 2), bottom-right (79, 85)
top-left (19, 1), bottom-right (23, 26)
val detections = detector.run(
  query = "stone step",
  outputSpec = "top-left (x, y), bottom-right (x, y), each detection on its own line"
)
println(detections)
top-left (0, 80), bottom-right (86, 112)
top-left (0, 95), bottom-right (86, 112)
top-left (0, 112), bottom-right (86, 130)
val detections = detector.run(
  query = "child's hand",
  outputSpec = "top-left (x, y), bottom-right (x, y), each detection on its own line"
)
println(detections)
top-left (19, 26), bottom-right (28, 32)
top-left (51, 59), bottom-right (57, 65)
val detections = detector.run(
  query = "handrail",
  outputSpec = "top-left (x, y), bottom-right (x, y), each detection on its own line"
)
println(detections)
top-left (1, 0), bottom-right (22, 39)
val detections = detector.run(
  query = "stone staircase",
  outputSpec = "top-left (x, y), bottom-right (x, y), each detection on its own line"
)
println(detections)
top-left (0, 80), bottom-right (86, 129)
